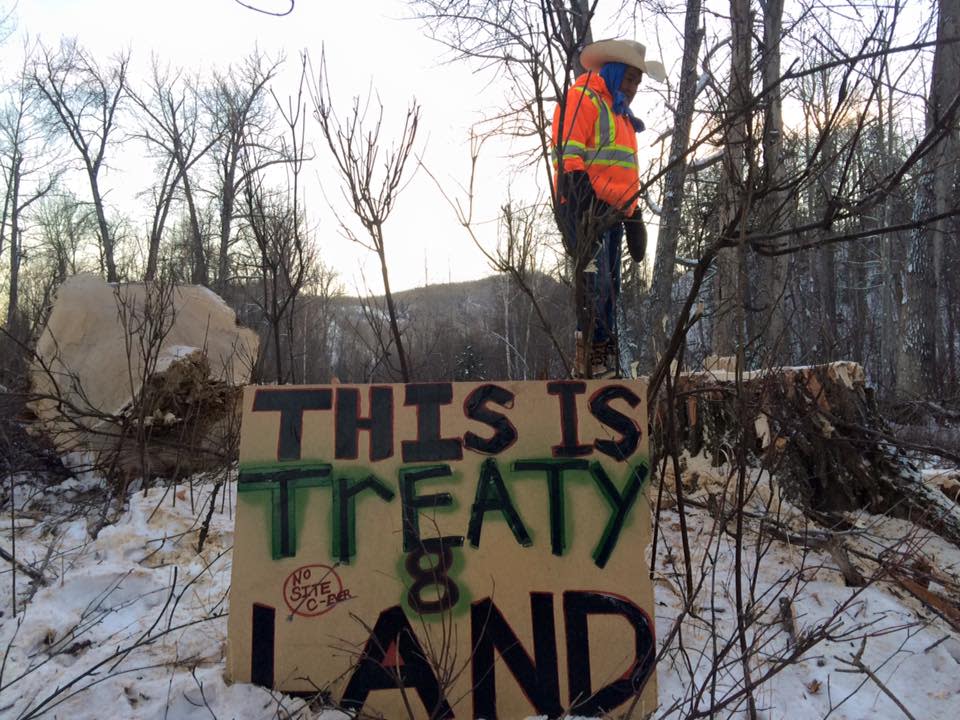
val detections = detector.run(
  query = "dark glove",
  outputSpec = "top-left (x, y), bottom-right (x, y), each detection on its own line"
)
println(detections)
top-left (557, 170), bottom-right (619, 255)
top-left (558, 170), bottom-right (597, 219)
top-left (624, 215), bottom-right (647, 263)
top-left (557, 171), bottom-right (594, 254)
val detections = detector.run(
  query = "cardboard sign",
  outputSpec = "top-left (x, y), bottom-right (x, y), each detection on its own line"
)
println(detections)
top-left (227, 380), bottom-right (656, 719)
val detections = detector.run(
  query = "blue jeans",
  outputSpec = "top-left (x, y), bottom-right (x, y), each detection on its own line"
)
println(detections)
top-left (579, 223), bottom-right (622, 344)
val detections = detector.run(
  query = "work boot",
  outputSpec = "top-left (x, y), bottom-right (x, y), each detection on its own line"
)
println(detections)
top-left (575, 334), bottom-right (619, 378)
top-left (590, 339), bottom-right (617, 379)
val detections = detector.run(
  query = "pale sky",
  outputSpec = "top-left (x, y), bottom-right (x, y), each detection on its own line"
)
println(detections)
top-left (3, 0), bottom-right (552, 293)
top-left (2, 1), bottom-right (935, 297)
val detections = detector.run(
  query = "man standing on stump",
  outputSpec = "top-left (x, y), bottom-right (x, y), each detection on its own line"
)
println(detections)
top-left (552, 39), bottom-right (665, 378)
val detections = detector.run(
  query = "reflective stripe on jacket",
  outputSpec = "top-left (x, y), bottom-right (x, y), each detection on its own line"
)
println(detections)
top-left (551, 72), bottom-right (640, 215)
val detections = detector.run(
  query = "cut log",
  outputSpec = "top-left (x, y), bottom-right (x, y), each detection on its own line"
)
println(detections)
top-left (656, 362), bottom-right (960, 549)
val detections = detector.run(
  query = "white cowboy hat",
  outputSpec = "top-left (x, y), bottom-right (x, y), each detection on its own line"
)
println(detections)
top-left (580, 38), bottom-right (666, 83)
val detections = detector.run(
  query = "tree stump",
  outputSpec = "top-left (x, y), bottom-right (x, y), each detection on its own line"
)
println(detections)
top-left (655, 361), bottom-right (960, 548)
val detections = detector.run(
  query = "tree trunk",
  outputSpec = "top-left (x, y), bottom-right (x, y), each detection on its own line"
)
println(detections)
top-left (849, 238), bottom-right (867, 365)
top-left (6, 155), bottom-right (22, 333)
top-left (878, 75), bottom-right (901, 393)
top-left (712, 0), bottom-right (752, 358)
top-left (216, 156), bottom-right (237, 293)
top-left (145, 166), bottom-right (177, 283)
top-left (816, 240), bottom-right (838, 359)
top-left (502, 274), bottom-right (513, 380)
top-left (555, 0), bottom-right (594, 75)
top-left (898, 184), bottom-right (939, 397)
top-left (814, 68), bottom-right (838, 361)
top-left (648, 0), bottom-right (704, 367)
top-left (144, 156), bottom-right (178, 282)
top-left (181, 170), bottom-right (208, 286)
top-left (947, 206), bottom-right (960, 393)
top-left (379, 241), bottom-right (410, 383)
top-left (898, 0), bottom-right (960, 398)
top-left (758, 0), bottom-right (788, 364)
top-left (88, 170), bottom-right (117, 282)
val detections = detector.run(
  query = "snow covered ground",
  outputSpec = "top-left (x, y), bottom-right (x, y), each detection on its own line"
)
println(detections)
top-left (2, 461), bottom-right (959, 719)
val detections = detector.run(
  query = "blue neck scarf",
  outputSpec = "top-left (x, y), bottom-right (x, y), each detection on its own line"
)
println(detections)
top-left (598, 62), bottom-right (645, 133)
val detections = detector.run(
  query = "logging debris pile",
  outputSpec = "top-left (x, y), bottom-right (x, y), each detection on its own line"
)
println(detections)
top-left (656, 361), bottom-right (960, 549)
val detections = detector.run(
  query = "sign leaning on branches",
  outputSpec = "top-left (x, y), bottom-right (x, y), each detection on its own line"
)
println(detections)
top-left (226, 380), bottom-right (656, 719)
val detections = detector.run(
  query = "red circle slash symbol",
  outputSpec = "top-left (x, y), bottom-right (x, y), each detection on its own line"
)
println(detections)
top-left (283, 564), bottom-right (352, 617)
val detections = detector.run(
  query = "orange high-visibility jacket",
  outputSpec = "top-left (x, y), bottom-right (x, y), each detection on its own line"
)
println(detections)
top-left (552, 72), bottom-right (640, 216)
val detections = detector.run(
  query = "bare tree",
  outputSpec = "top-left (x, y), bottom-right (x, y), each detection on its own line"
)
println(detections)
top-left (29, 191), bottom-right (96, 286)
top-left (310, 51), bottom-right (419, 383)
top-left (203, 51), bottom-right (284, 293)
top-left (237, 57), bottom-right (313, 384)
top-left (1, 44), bottom-right (62, 338)
top-left (31, 40), bottom-right (128, 282)
top-left (296, 259), bottom-right (342, 383)
top-left (238, 185), bottom-right (313, 383)
top-left (128, 58), bottom-right (221, 284)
